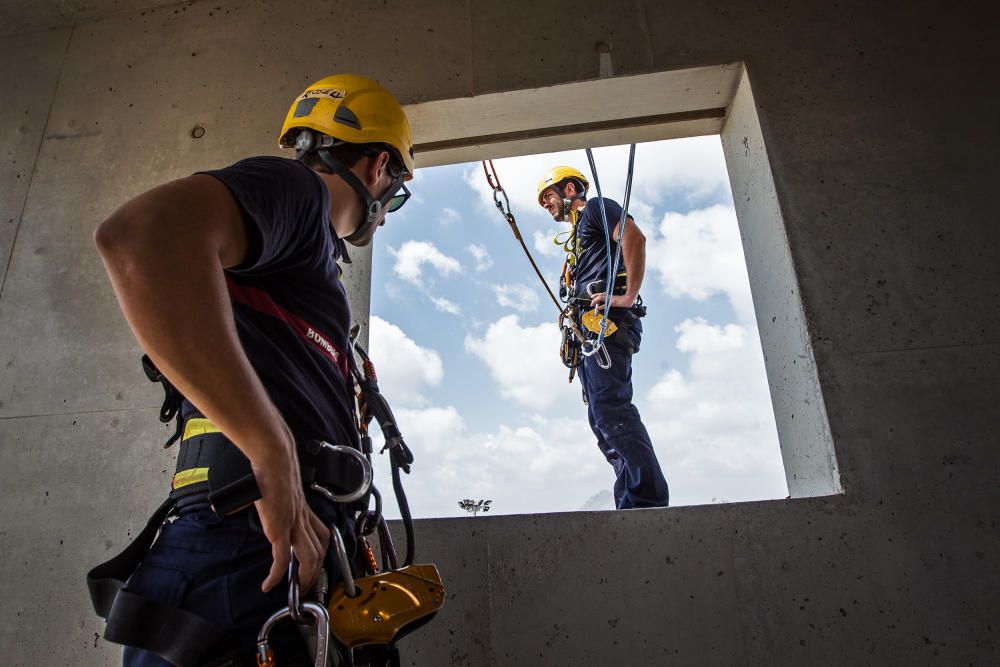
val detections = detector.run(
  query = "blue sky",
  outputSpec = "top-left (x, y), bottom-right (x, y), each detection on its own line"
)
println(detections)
top-left (364, 136), bottom-right (787, 518)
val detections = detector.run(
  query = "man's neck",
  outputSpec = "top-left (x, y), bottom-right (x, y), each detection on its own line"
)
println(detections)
top-left (315, 169), bottom-right (365, 239)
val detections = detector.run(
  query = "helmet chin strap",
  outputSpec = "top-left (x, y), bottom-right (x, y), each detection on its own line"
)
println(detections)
top-left (552, 184), bottom-right (585, 222)
top-left (294, 130), bottom-right (402, 244)
top-left (315, 149), bottom-right (385, 244)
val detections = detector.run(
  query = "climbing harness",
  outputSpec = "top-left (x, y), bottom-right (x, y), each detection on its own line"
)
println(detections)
top-left (88, 336), bottom-right (443, 666)
top-left (483, 150), bottom-right (643, 381)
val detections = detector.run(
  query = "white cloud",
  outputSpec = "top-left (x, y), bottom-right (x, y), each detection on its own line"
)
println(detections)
top-left (368, 316), bottom-right (443, 407)
top-left (466, 243), bottom-right (493, 271)
top-left (492, 283), bottom-right (540, 313)
top-left (369, 406), bottom-right (607, 518)
top-left (366, 313), bottom-right (786, 518)
top-left (439, 207), bottom-right (461, 225)
top-left (644, 204), bottom-right (756, 323)
top-left (532, 228), bottom-right (566, 258)
top-left (462, 136), bottom-right (731, 226)
top-left (463, 315), bottom-right (579, 412)
top-left (430, 296), bottom-right (462, 316)
top-left (639, 317), bottom-right (786, 504)
top-left (389, 240), bottom-right (462, 286)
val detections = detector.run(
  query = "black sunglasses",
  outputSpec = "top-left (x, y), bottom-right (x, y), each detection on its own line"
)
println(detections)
top-left (386, 182), bottom-right (411, 213)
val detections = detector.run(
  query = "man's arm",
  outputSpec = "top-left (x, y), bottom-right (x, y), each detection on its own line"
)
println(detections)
top-left (590, 216), bottom-right (646, 309)
top-left (94, 174), bottom-right (329, 592)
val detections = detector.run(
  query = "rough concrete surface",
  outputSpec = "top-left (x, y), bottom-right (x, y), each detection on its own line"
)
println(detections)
top-left (0, 27), bottom-right (70, 297)
top-left (721, 71), bottom-right (838, 498)
top-left (0, 0), bottom-right (997, 665)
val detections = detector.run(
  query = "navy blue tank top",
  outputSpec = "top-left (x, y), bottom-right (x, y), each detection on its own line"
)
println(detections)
top-left (193, 156), bottom-right (358, 449)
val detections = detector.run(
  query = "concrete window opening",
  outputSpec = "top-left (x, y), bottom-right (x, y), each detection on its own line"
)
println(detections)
top-left (365, 65), bottom-right (840, 518)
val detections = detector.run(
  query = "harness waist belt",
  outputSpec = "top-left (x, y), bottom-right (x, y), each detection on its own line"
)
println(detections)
top-left (170, 415), bottom-right (369, 514)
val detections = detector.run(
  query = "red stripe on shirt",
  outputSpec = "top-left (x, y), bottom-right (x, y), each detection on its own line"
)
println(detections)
top-left (225, 276), bottom-right (350, 380)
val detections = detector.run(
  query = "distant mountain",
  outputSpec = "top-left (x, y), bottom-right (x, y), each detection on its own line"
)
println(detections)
top-left (578, 490), bottom-right (615, 511)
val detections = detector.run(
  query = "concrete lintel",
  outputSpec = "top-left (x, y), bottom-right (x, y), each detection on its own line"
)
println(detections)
top-left (407, 63), bottom-right (741, 167)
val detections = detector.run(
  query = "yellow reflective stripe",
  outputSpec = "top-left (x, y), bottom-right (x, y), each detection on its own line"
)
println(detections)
top-left (182, 418), bottom-right (220, 441)
top-left (172, 467), bottom-right (209, 490)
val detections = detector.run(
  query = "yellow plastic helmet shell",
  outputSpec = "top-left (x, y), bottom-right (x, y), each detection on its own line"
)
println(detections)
top-left (537, 166), bottom-right (589, 205)
top-left (279, 73), bottom-right (415, 177)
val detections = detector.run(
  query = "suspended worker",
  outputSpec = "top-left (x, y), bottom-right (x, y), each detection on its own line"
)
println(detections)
top-left (537, 166), bottom-right (670, 509)
top-left (92, 74), bottom-right (419, 666)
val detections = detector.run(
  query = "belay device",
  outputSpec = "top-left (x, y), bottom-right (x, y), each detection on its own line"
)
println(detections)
top-left (86, 329), bottom-right (444, 667)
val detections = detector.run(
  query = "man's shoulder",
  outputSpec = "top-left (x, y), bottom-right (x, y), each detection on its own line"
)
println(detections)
top-left (204, 155), bottom-right (308, 177)
top-left (197, 155), bottom-right (323, 204)
top-left (582, 197), bottom-right (623, 220)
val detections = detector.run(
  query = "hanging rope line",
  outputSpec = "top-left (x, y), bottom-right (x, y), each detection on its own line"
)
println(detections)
top-left (581, 144), bottom-right (637, 359)
top-left (481, 160), bottom-right (589, 352)
top-left (482, 160), bottom-right (563, 312)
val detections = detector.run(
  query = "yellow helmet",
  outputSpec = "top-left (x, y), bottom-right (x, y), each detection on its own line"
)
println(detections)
top-left (537, 166), bottom-right (589, 205)
top-left (279, 74), bottom-right (414, 177)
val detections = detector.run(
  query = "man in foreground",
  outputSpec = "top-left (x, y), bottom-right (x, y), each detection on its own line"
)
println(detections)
top-left (95, 74), bottom-right (414, 665)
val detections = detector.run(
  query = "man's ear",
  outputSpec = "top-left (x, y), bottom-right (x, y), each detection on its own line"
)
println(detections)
top-left (563, 181), bottom-right (577, 198)
top-left (364, 151), bottom-right (391, 188)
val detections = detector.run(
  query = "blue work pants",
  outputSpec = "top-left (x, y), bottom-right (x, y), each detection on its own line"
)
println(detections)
top-left (121, 502), bottom-right (346, 666)
top-left (578, 321), bottom-right (669, 509)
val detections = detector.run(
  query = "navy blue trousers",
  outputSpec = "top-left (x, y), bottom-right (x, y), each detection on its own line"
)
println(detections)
top-left (578, 320), bottom-right (669, 509)
top-left (121, 503), bottom-right (345, 666)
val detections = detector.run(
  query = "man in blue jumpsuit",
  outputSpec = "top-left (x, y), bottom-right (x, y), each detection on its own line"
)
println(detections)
top-left (537, 166), bottom-right (669, 509)
top-left (93, 74), bottom-right (415, 665)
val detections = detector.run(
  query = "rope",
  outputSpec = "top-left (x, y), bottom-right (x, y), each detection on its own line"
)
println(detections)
top-left (581, 145), bottom-right (636, 359)
top-left (481, 160), bottom-right (564, 313)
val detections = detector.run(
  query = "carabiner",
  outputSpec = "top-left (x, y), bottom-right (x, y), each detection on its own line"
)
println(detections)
top-left (255, 602), bottom-right (330, 667)
top-left (581, 339), bottom-right (612, 369)
top-left (257, 553), bottom-right (330, 667)
top-left (331, 523), bottom-right (359, 598)
top-left (287, 555), bottom-right (305, 624)
top-left (309, 442), bottom-right (373, 504)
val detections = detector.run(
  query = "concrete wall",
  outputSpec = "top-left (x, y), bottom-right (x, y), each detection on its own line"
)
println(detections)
top-left (1, 1), bottom-right (996, 665)
top-left (721, 71), bottom-right (839, 498)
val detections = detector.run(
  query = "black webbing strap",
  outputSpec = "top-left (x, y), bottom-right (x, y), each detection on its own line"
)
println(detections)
top-left (141, 355), bottom-right (184, 448)
top-left (87, 498), bottom-right (175, 619)
top-left (87, 498), bottom-right (229, 667)
top-left (206, 444), bottom-right (261, 515)
top-left (104, 590), bottom-right (226, 667)
top-left (87, 499), bottom-right (225, 667)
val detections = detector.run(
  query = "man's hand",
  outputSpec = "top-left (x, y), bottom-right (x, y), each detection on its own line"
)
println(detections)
top-left (589, 292), bottom-right (636, 309)
top-left (253, 445), bottom-right (331, 593)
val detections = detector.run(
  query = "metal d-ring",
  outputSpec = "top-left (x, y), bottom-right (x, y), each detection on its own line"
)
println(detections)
top-left (330, 523), bottom-right (359, 598)
top-left (308, 442), bottom-right (373, 504)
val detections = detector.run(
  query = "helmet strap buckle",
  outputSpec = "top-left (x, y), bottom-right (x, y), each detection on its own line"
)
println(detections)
top-left (366, 199), bottom-right (382, 225)
top-left (554, 196), bottom-right (572, 222)
top-left (294, 129), bottom-right (338, 155)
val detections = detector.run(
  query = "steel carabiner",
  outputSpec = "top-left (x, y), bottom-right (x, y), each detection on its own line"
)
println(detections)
top-left (255, 602), bottom-right (330, 667)
top-left (331, 523), bottom-right (359, 598)
top-left (256, 553), bottom-right (330, 667)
